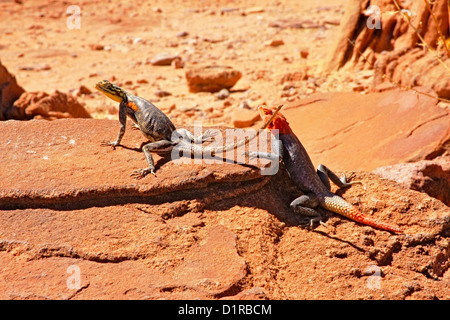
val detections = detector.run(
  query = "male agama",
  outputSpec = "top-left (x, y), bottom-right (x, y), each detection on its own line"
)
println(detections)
top-left (249, 104), bottom-right (402, 233)
top-left (96, 80), bottom-right (282, 178)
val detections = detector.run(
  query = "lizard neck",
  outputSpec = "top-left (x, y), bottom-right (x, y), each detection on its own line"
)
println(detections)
top-left (280, 133), bottom-right (329, 195)
top-left (95, 84), bottom-right (128, 103)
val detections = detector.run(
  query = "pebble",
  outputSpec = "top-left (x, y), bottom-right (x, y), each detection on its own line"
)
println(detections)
top-left (300, 49), bottom-right (309, 59)
top-left (149, 53), bottom-right (180, 66)
top-left (176, 31), bottom-right (189, 37)
top-left (89, 44), bottom-right (104, 51)
top-left (231, 107), bottom-right (260, 128)
top-left (172, 57), bottom-right (184, 69)
top-left (78, 85), bottom-right (92, 95)
top-left (216, 88), bottom-right (230, 100)
top-left (238, 101), bottom-right (250, 109)
top-left (154, 90), bottom-right (172, 98)
top-left (266, 39), bottom-right (284, 47)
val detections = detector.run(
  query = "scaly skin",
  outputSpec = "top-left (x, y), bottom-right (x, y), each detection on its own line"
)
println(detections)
top-left (96, 80), bottom-right (283, 178)
top-left (257, 104), bottom-right (402, 233)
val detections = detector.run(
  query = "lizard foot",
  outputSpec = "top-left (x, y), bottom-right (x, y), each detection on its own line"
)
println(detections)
top-left (200, 129), bottom-right (218, 142)
top-left (306, 216), bottom-right (324, 228)
top-left (341, 172), bottom-right (364, 189)
top-left (242, 151), bottom-right (278, 161)
top-left (130, 168), bottom-right (156, 179)
top-left (101, 140), bottom-right (119, 150)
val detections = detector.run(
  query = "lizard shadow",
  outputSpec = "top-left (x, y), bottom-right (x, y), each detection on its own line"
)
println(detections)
top-left (234, 166), bottom-right (368, 253)
top-left (118, 141), bottom-right (262, 173)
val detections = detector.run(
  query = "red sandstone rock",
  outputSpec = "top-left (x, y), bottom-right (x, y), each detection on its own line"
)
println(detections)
top-left (185, 65), bottom-right (242, 93)
top-left (0, 118), bottom-right (448, 299)
top-left (373, 156), bottom-right (450, 206)
top-left (0, 60), bottom-right (25, 120)
top-left (326, 0), bottom-right (450, 100)
top-left (11, 90), bottom-right (91, 120)
top-left (280, 89), bottom-right (449, 171)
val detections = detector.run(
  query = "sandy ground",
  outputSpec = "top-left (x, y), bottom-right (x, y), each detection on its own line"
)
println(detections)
top-left (1, 0), bottom-right (364, 126)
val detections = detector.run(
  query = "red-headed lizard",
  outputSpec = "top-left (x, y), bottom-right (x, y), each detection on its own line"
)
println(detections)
top-left (248, 104), bottom-right (402, 233)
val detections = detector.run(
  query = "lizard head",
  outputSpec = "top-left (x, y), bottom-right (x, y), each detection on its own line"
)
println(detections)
top-left (258, 103), bottom-right (292, 134)
top-left (95, 80), bottom-right (127, 103)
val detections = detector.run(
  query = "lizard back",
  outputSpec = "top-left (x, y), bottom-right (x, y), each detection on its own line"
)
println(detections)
top-left (128, 94), bottom-right (176, 142)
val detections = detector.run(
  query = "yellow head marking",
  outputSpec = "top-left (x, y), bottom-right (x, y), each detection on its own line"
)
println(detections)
top-left (95, 80), bottom-right (127, 103)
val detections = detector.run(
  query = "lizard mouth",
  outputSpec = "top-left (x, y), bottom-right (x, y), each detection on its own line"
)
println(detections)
top-left (95, 81), bottom-right (124, 103)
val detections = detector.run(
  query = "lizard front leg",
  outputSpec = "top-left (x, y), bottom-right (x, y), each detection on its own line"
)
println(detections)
top-left (244, 137), bottom-right (283, 160)
top-left (130, 139), bottom-right (175, 179)
top-left (317, 164), bottom-right (362, 191)
top-left (290, 194), bottom-right (326, 227)
top-left (101, 100), bottom-right (128, 149)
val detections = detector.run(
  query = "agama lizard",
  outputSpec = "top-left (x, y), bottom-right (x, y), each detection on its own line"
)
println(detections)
top-left (96, 80), bottom-right (282, 178)
top-left (248, 104), bottom-right (402, 233)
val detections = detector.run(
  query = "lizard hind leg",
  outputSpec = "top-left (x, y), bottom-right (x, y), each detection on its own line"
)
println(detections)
top-left (317, 164), bottom-right (362, 190)
top-left (290, 194), bottom-right (326, 228)
top-left (130, 139), bottom-right (175, 179)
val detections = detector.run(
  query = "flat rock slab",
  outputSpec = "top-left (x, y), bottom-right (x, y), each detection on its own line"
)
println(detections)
top-left (0, 118), bottom-right (271, 210)
top-left (0, 117), bottom-right (449, 300)
top-left (283, 89), bottom-right (450, 171)
top-left (0, 222), bottom-right (246, 299)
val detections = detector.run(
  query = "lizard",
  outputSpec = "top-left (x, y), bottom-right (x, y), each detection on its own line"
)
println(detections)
top-left (95, 80), bottom-right (282, 178)
top-left (247, 103), bottom-right (402, 233)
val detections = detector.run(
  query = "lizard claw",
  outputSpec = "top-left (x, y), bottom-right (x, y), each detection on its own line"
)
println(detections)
top-left (341, 172), bottom-right (363, 188)
top-left (197, 129), bottom-right (217, 143)
top-left (130, 168), bottom-right (156, 179)
top-left (101, 140), bottom-right (119, 150)
top-left (202, 129), bottom-right (217, 139)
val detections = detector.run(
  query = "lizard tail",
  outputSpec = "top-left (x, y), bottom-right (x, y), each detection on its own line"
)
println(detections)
top-left (189, 104), bottom-right (284, 155)
top-left (323, 195), bottom-right (402, 233)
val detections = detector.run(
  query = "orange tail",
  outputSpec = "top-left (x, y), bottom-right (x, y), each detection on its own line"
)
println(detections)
top-left (324, 195), bottom-right (402, 233)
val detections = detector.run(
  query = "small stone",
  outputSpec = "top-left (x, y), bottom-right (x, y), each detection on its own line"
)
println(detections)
top-left (216, 88), bottom-right (230, 100)
top-left (154, 90), bottom-right (172, 98)
top-left (185, 65), bottom-right (242, 93)
top-left (172, 57), bottom-right (184, 69)
top-left (267, 39), bottom-right (284, 47)
top-left (149, 53), bottom-right (180, 66)
top-left (77, 85), bottom-right (92, 96)
top-left (300, 49), bottom-right (309, 59)
top-left (176, 31), bottom-right (189, 37)
top-left (231, 107), bottom-right (260, 128)
top-left (89, 44), bottom-right (104, 51)
top-left (238, 101), bottom-right (250, 109)
top-left (352, 85), bottom-right (366, 92)
top-left (223, 100), bottom-right (232, 107)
